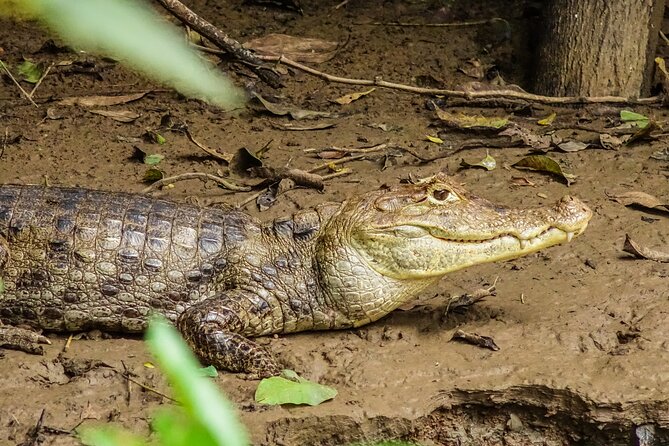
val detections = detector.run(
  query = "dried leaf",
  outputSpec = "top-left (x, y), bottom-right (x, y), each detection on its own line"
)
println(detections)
top-left (599, 133), bottom-right (628, 150)
top-left (59, 92), bottom-right (147, 107)
top-left (460, 151), bottom-right (496, 171)
top-left (557, 140), bottom-right (589, 152)
top-left (451, 329), bottom-right (500, 351)
top-left (333, 88), bottom-right (375, 105)
top-left (623, 234), bottom-right (669, 262)
top-left (627, 120), bottom-right (659, 144)
top-left (650, 148), bottom-right (669, 161)
top-left (271, 122), bottom-right (335, 131)
top-left (510, 176), bottom-right (536, 187)
top-left (45, 107), bottom-right (64, 120)
top-left (251, 93), bottom-right (333, 120)
top-left (537, 112), bottom-right (556, 126)
top-left (436, 108), bottom-right (509, 131)
top-left (457, 58), bottom-right (485, 79)
top-left (498, 125), bottom-right (551, 150)
top-left (607, 191), bottom-right (669, 213)
top-left (89, 109), bottom-right (139, 123)
top-left (230, 147), bottom-right (263, 176)
top-left (243, 34), bottom-right (338, 64)
top-left (512, 155), bottom-right (575, 185)
top-left (425, 135), bottom-right (444, 144)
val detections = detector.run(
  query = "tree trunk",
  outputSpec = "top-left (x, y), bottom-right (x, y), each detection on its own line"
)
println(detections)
top-left (533, 0), bottom-right (665, 97)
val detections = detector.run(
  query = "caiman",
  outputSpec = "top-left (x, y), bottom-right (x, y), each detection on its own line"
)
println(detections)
top-left (0, 173), bottom-right (592, 378)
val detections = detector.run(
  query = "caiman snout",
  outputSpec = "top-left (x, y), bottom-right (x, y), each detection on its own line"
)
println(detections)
top-left (551, 195), bottom-right (593, 236)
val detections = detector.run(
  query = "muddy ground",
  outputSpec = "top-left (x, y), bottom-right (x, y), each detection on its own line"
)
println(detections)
top-left (1, 1), bottom-right (669, 445)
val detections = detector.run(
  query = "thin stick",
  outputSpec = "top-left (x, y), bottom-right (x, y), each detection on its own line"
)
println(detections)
top-left (303, 142), bottom-right (389, 154)
top-left (661, 30), bottom-right (669, 46)
top-left (0, 59), bottom-right (38, 107)
top-left (308, 153), bottom-right (370, 173)
top-left (361, 19), bottom-right (493, 27)
top-left (142, 172), bottom-right (251, 194)
top-left (186, 22), bottom-right (662, 106)
top-left (184, 128), bottom-right (232, 163)
top-left (27, 409), bottom-right (47, 446)
top-left (29, 62), bottom-right (54, 99)
top-left (118, 371), bottom-right (177, 403)
top-left (155, 0), bottom-right (281, 87)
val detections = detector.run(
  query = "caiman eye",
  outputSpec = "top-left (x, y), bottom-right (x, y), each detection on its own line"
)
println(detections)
top-left (430, 188), bottom-right (459, 203)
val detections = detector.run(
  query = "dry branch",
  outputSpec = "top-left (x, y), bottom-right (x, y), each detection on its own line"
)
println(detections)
top-left (155, 0), bottom-right (282, 87)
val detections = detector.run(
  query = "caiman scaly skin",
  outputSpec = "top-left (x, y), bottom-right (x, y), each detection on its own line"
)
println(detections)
top-left (0, 174), bottom-right (592, 377)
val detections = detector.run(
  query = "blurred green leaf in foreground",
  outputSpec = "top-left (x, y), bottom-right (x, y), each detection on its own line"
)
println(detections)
top-left (79, 317), bottom-right (249, 446)
top-left (1, 0), bottom-right (246, 110)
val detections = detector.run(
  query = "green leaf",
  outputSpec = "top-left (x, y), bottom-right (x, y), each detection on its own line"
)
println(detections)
top-left (143, 153), bottom-right (164, 165)
top-left (17, 60), bottom-right (42, 83)
top-left (255, 369), bottom-right (337, 406)
top-left (198, 365), bottom-right (218, 378)
top-left (620, 110), bottom-right (649, 128)
top-left (512, 155), bottom-right (575, 185)
top-left (152, 407), bottom-right (217, 446)
top-left (143, 167), bottom-right (164, 182)
top-left (145, 318), bottom-right (249, 446)
top-left (79, 425), bottom-right (146, 446)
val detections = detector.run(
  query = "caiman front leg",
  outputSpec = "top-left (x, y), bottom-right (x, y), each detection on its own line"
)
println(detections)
top-left (0, 234), bottom-right (51, 355)
top-left (177, 290), bottom-right (282, 379)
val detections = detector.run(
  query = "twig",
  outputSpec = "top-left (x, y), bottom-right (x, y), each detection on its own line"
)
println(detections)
top-left (261, 54), bottom-right (663, 105)
top-left (192, 42), bottom-right (662, 106)
top-left (308, 153), bottom-right (371, 173)
top-left (142, 172), bottom-right (251, 194)
top-left (117, 370), bottom-right (177, 403)
top-left (0, 59), bottom-right (38, 107)
top-left (29, 62), bottom-right (54, 99)
top-left (155, 0), bottom-right (282, 87)
top-left (304, 142), bottom-right (389, 154)
top-left (661, 30), bottom-right (669, 46)
top-left (184, 128), bottom-right (233, 163)
top-left (360, 18), bottom-right (494, 27)
top-left (26, 409), bottom-right (47, 446)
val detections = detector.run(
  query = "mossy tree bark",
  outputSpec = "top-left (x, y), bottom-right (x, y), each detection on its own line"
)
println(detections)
top-left (533, 0), bottom-right (665, 97)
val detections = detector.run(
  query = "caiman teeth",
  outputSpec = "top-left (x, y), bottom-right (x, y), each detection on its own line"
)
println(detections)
top-left (566, 231), bottom-right (574, 242)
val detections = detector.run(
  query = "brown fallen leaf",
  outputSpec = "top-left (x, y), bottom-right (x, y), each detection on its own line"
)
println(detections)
top-left (607, 191), bottom-right (669, 214)
top-left (599, 133), bottom-right (629, 150)
top-left (460, 151), bottom-right (496, 171)
top-left (270, 122), bottom-right (335, 131)
top-left (623, 234), bottom-right (669, 263)
top-left (510, 176), bottom-right (536, 187)
top-left (58, 92), bottom-right (147, 107)
top-left (333, 88), bottom-right (375, 105)
top-left (243, 34), bottom-right (338, 64)
top-left (457, 58), bottom-right (485, 79)
top-left (451, 329), bottom-right (500, 351)
top-left (498, 124), bottom-right (551, 150)
top-left (250, 93), bottom-right (333, 120)
top-left (512, 155), bottom-right (575, 185)
top-left (435, 107), bottom-right (509, 131)
top-left (556, 140), bottom-right (589, 152)
top-left (89, 109), bottom-right (139, 123)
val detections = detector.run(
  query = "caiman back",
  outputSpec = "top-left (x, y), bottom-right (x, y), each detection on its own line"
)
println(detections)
top-left (0, 185), bottom-right (249, 332)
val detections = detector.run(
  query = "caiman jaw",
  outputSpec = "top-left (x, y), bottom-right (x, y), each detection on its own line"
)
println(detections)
top-left (345, 175), bottom-right (593, 281)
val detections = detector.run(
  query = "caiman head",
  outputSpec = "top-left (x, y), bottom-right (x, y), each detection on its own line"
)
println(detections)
top-left (316, 172), bottom-right (592, 324)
